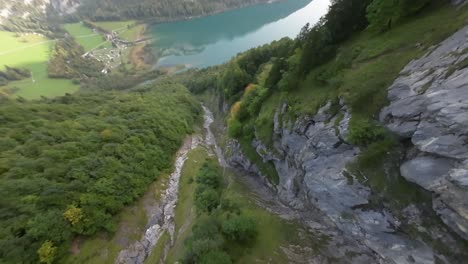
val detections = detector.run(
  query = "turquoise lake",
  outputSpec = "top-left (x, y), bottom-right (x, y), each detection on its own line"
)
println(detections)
top-left (150, 0), bottom-right (330, 69)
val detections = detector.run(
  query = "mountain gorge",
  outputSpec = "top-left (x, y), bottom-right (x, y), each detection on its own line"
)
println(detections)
top-left (1, 0), bottom-right (468, 263)
top-left (179, 0), bottom-right (468, 262)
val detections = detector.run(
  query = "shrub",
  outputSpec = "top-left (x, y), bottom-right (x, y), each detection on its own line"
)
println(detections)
top-left (357, 139), bottom-right (397, 168)
top-left (37, 241), bottom-right (57, 264)
top-left (222, 215), bottom-right (257, 243)
top-left (199, 250), bottom-right (232, 264)
top-left (183, 216), bottom-right (225, 262)
top-left (196, 163), bottom-right (221, 189)
top-left (227, 117), bottom-right (242, 138)
top-left (221, 198), bottom-right (241, 215)
top-left (195, 189), bottom-right (220, 213)
top-left (348, 118), bottom-right (388, 146)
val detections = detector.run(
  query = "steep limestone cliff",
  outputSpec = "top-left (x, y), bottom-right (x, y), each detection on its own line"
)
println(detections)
top-left (223, 22), bottom-right (468, 264)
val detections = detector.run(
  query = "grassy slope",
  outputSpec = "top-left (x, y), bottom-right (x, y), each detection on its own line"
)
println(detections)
top-left (120, 25), bottom-right (145, 41)
top-left (223, 173), bottom-right (325, 263)
top-left (64, 23), bottom-right (112, 51)
top-left (0, 31), bottom-right (79, 99)
top-left (287, 3), bottom-right (468, 119)
top-left (253, 3), bottom-right (468, 154)
top-left (241, 3), bottom-right (468, 255)
top-left (158, 145), bottom-right (323, 263)
top-left (283, 3), bottom-right (468, 198)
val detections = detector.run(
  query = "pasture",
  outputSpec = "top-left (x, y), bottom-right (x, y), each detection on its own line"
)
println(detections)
top-left (0, 31), bottom-right (79, 100)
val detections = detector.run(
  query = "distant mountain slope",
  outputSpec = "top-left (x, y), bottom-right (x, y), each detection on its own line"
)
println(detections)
top-left (76, 0), bottom-right (278, 21)
top-left (0, 0), bottom-right (278, 32)
top-left (0, 0), bottom-right (79, 33)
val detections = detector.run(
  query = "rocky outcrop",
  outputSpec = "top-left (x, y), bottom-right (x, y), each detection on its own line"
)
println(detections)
top-left (221, 14), bottom-right (468, 264)
top-left (226, 100), bottom-right (443, 263)
top-left (380, 25), bottom-right (468, 241)
top-left (0, 0), bottom-right (79, 27)
top-left (50, 0), bottom-right (80, 15)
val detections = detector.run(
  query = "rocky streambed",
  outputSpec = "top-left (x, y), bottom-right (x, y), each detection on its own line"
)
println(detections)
top-left (116, 136), bottom-right (202, 264)
top-left (116, 105), bottom-right (222, 264)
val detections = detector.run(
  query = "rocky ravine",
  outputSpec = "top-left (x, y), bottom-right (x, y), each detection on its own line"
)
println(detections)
top-left (225, 24), bottom-right (468, 264)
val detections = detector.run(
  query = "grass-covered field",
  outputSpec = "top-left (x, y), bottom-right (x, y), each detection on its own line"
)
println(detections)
top-left (120, 25), bottom-right (145, 41)
top-left (249, 2), bottom-right (468, 157)
top-left (158, 146), bottom-right (322, 263)
top-left (93, 21), bottom-right (135, 32)
top-left (286, 3), bottom-right (468, 119)
top-left (0, 31), bottom-right (79, 99)
top-left (92, 20), bottom-right (144, 42)
top-left (63, 23), bottom-right (112, 51)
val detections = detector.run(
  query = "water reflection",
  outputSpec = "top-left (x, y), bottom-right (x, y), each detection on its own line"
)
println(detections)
top-left (150, 0), bottom-right (330, 68)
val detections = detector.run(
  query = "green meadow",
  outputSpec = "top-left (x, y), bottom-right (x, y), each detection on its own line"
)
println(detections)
top-left (64, 23), bottom-right (112, 51)
top-left (93, 21), bottom-right (136, 32)
top-left (119, 25), bottom-right (145, 41)
top-left (0, 31), bottom-right (79, 100)
top-left (93, 20), bottom-right (143, 41)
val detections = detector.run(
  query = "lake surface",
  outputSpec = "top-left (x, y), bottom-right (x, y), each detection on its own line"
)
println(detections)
top-left (150, 0), bottom-right (330, 69)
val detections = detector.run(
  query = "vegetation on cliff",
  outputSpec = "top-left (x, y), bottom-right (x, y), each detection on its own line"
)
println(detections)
top-left (179, 0), bottom-right (468, 184)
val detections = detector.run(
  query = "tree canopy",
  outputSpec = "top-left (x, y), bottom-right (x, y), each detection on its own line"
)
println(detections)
top-left (0, 82), bottom-right (201, 263)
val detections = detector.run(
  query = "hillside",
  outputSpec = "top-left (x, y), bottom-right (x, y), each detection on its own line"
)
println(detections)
top-left (76, 0), bottom-right (278, 21)
top-left (0, 81), bottom-right (201, 264)
top-left (0, 0), bottom-right (274, 33)
top-left (0, 0), bottom-right (80, 33)
top-left (176, 0), bottom-right (468, 262)
top-left (2, 0), bottom-right (468, 263)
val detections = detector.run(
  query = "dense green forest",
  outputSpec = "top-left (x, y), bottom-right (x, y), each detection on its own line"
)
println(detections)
top-left (0, 66), bottom-right (31, 87)
top-left (0, 82), bottom-right (201, 263)
top-left (76, 0), bottom-right (272, 21)
top-left (48, 38), bottom-right (104, 80)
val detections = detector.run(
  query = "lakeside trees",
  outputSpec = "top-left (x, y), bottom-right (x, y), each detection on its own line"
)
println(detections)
top-left (76, 0), bottom-right (274, 21)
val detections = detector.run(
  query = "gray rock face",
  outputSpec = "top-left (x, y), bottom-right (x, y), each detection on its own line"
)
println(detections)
top-left (227, 101), bottom-right (435, 263)
top-left (50, 0), bottom-right (80, 15)
top-left (400, 156), bottom-right (454, 189)
top-left (381, 25), bottom-right (468, 241)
